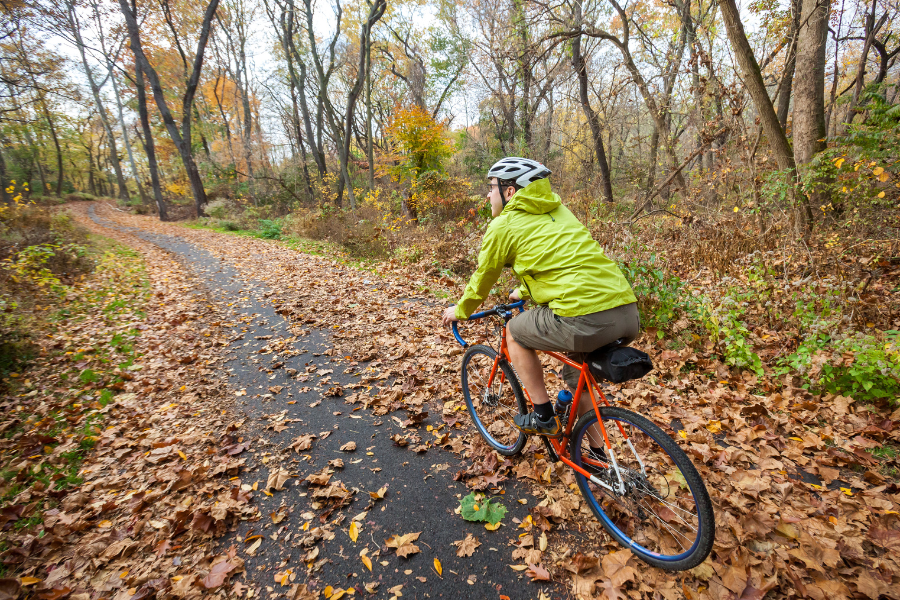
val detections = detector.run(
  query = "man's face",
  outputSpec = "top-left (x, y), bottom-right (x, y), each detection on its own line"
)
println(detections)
top-left (487, 177), bottom-right (507, 217)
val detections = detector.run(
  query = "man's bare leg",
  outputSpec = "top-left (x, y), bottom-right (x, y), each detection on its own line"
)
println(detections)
top-left (507, 333), bottom-right (550, 406)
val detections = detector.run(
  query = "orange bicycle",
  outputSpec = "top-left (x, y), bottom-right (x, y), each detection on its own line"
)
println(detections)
top-left (451, 300), bottom-right (715, 571)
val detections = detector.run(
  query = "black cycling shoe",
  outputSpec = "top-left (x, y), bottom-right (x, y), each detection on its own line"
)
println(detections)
top-left (514, 412), bottom-right (562, 438)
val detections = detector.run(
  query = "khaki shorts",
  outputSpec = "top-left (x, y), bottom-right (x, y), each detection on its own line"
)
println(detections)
top-left (507, 302), bottom-right (641, 389)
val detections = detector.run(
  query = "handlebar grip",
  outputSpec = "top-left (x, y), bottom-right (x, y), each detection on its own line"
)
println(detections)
top-left (451, 321), bottom-right (467, 348)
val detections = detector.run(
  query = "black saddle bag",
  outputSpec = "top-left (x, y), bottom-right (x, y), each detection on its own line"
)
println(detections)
top-left (588, 346), bottom-right (654, 383)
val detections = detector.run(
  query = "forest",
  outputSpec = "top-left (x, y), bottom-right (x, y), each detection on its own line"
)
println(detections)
top-left (4, 0), bottom-right (898, 399)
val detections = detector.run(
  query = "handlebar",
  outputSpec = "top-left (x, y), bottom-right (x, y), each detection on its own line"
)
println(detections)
top-left (451, 299), bottom-right (525, 348)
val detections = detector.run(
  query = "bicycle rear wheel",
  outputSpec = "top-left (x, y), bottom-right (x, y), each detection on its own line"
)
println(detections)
top-left (461, 345), bottom-right (528, 456)
top-left (570, 406), bottom-right (715, 571)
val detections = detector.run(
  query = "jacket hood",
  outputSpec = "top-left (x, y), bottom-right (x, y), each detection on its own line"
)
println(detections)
top-left (504, 178), bottom-right (560, 215)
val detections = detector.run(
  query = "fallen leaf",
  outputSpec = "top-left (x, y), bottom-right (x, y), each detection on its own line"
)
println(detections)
top-left (340, 441), bottom-right (357, 452)
top-left (245, 538), bottom-right (262, 556)
top-left (266, 468), bottom-right (290, 492)
top-left (385, 531), bottom-right (421, 558)
top-left (452, 533), bottom-right (481, 557)
top-left (434, 558), bottom-right (442, 576)
top-left (526, 563), bottom-right (551, 581)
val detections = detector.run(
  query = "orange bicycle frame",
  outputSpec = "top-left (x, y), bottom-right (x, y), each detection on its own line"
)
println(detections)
top-left (494, 322), bottom-right (632, 482)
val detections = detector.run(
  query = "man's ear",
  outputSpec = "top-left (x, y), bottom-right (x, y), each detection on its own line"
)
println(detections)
top-left (506, 186), bottom-right (516, 201)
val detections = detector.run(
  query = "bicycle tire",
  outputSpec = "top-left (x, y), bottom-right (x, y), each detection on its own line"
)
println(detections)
top-left (461, 345), bottom-right (528, 456)
top-left (570, 406), bottom-right (715, 571)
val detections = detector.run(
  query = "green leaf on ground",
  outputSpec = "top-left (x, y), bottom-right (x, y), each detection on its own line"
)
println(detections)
top-left (460, 492), bottom-right (506, 525)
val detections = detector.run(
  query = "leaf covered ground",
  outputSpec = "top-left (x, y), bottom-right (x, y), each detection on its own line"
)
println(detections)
top-left (1, 201), bottom-right (898, 600)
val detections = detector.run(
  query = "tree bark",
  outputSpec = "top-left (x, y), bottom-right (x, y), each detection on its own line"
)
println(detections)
top-left (719, 0), bottom-right (796, 173)
top-left (571, 16), bottom-right (613, 202)
top-left (67, 1), bottom-right (130, 203)
top-left (366, 29), bottom-right (375, 190)
top-left (776, 0), bottom-right (801, 130)
top-left (118, 0), bottom-right (219, 216)
top-left (133, 56), bottom-right (168, 221)
top-left (338, 0), bottom-right (386, 209)
top-left (793, 0), bottom-right (830, 166)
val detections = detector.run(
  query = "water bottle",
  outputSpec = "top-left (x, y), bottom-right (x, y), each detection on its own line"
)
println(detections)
top-left (555, 389), bottom-right (573, 417)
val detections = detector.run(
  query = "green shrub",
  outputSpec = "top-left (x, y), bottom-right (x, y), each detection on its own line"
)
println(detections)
top-left (220, 221), bottom-right (241, 231)
top-left (779, 331), bottom-right (900, 404)
top-left (621, 253), bottom-right (697, 331)
top-left (258, 219), bottom-right (282, 239)
top-left (700, 297), bottom-right (764, 376)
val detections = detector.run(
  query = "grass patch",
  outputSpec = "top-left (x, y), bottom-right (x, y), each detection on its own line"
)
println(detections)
top-left (0, 238), bottom-right (150, 540)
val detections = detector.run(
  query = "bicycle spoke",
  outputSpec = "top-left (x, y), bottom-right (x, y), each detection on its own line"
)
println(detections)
top-left (575, 412), bottom-right (709, 564)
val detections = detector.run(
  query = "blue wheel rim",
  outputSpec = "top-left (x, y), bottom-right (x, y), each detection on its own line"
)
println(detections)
top-left (574, 416), bottom-right (704, 563)
top-left (464, 358), bottom-right (521, 452)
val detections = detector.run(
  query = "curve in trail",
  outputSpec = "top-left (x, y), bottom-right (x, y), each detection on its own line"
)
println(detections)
top-left (85, 205), bottom-right (567, 600)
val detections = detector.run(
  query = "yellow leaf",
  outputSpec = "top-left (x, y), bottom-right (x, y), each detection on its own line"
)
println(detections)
top-left (177, 450), bottom-right (187, 460)
top-left (332, 589), bottom-right (346, 600)
top-left (789, 437), bottom-right (804, 442)
top-left (485, 522), bottom-right (501, 531)
top-left (20, 577), bottom-right (42, 586)
top-left (840, 487), bottom-right (854, 496)
top-left (361, 555), bottom-right (372, 571)
top-left (349, 521), bottom-right (359, 542)
top-left (509, 564), bottom-right (528, 571)
top-left (472, 504), bottom-right (479, 511)
top-left (733, 206), bottom-right (739, 212)
top-left (434, 558), bottom-right (442, 576)
top-left (873, 166), bottom-right (884, 176)
top-left (879, 172), bottom-right (890, 182)
top-left (877, 191), bottom-right (886, 198)
top-left (834, 157), bottom-right (845, 168)
top-left (705, 420), bottom-right (722, 434)
top-left (120, 570), bottom-right (129, 579)
top-left (678, 430), bottom-right (687, 439)
top-left (539, 533), bottom-right (548, 552)
top-left (98, 520), bottom-right (113, 528)
top-left (324, 586), bottom-right (334, 598)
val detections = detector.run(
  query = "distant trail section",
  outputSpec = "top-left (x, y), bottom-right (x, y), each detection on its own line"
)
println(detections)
top-left (77, 202), bottom-right (564, 600)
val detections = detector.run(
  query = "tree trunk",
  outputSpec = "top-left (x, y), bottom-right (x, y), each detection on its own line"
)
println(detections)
top-left (133, 57), bottom-right (168, 221)
top-left (792, 0), bottom-right (830, 226)
top-left (841, 0), bottom-right (882, 132)
top-left (42, 102), bottom-right (64, 196)
top-left (571, 24), bottom-right (613, 202)
top-left (338, 0), bottom-right (387, 210)
top-left (118, 0), bottom-right (219, 217)
top-left (592, 0), bottom-right (687, 192)
top-left (776, 0), bottom-right (801, 130)
top-left (719, 0), bottom-right (796, 174)
top-left (68, 1), bottom-right (130, 203)
top-left (366, 30), bottom-right (375, 190)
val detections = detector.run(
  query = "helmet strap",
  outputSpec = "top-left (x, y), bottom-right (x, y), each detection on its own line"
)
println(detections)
top-left (500, 184), bottom-right (512, 207)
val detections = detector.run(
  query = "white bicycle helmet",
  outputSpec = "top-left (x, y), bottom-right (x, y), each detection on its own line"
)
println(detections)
top-left (487, 157), bottom-right (552, 190)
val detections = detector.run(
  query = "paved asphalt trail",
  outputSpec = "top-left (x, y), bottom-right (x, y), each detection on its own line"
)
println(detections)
top-left (86, 207), bottom-right (570, 600)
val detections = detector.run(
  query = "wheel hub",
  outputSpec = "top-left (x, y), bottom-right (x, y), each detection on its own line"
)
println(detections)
top-left (482, 391), bottom-right (501, 408)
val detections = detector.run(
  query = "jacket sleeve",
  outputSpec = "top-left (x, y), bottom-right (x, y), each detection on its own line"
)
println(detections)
top-left (454, 222), bottom-right (512, 319)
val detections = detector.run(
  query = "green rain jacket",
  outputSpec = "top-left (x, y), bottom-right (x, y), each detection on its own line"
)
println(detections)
top-left (454, 178), bottom-right (636, 320)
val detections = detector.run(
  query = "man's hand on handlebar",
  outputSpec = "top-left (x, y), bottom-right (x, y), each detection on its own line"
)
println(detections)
top-left (442, 305), bottom-right (459, 327)
top-left (508, 289), bottom-right (521, 302)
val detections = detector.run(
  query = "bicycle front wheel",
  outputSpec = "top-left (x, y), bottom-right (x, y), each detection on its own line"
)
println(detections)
top-left (570, 407), bottom-right (715, 571)
top-left (461, 345), bottom-right (528, 456)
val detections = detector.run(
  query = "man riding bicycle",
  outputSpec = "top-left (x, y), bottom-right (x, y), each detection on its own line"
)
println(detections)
top-left (441, 157), bottom-right (640, 447)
